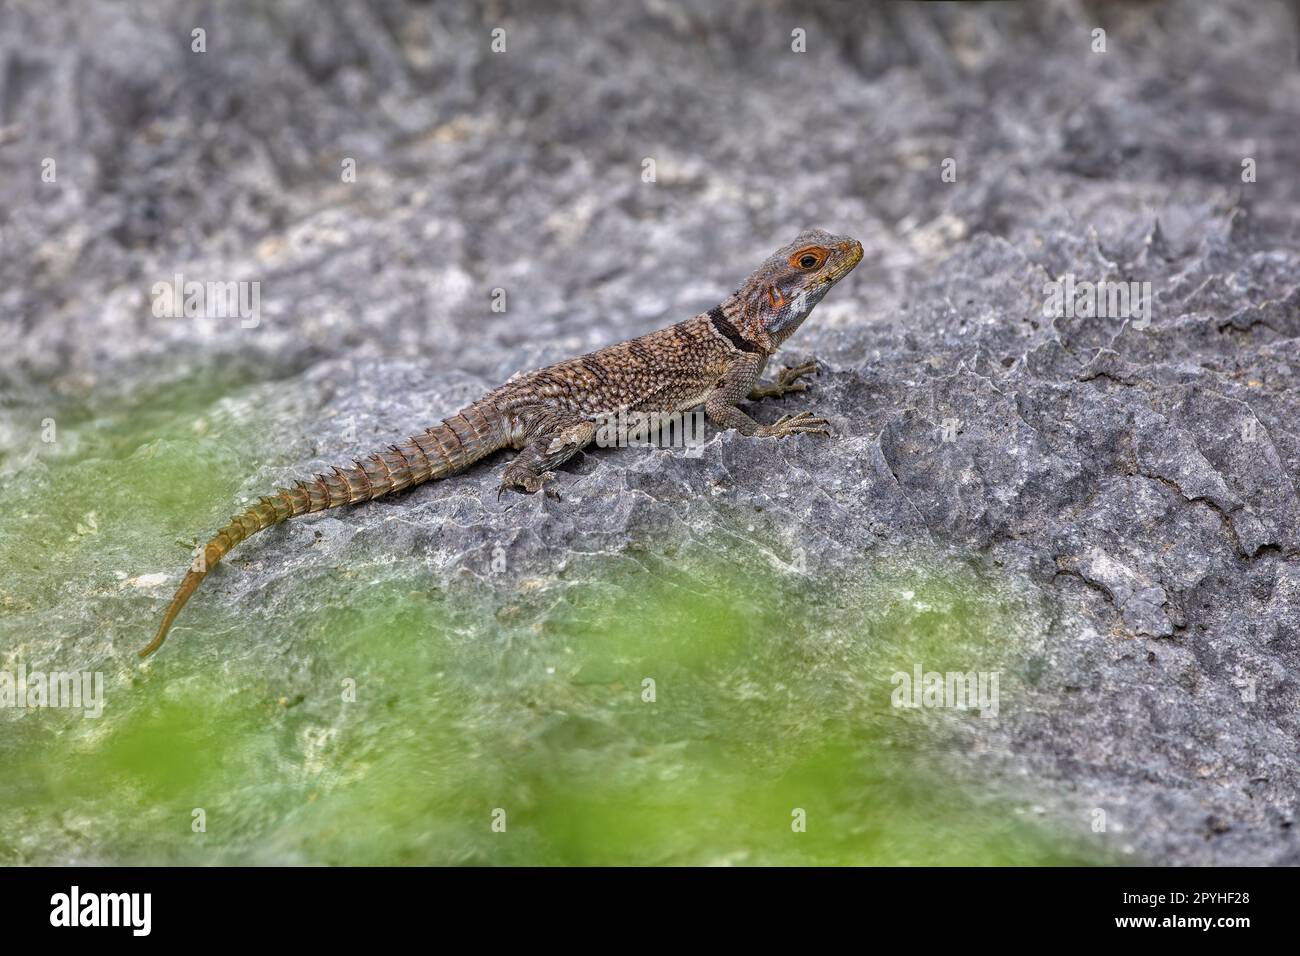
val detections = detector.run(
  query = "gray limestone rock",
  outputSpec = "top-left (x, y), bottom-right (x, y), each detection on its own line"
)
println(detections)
top-left (1, 0), bottom-right (1297, 865)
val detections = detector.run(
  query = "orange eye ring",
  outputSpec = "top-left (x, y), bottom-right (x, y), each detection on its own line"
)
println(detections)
top-left (790, 247), bottom-right (826, 270)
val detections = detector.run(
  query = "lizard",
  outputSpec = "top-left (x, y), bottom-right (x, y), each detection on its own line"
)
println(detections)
top-left (140, 228), bottom-right (863, 657)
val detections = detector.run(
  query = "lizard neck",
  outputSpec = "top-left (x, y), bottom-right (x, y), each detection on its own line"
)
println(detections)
top-left (713, 293), bottom-right (776, 355)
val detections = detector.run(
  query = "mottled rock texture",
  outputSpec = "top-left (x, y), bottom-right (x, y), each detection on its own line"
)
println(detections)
top-left (1, 0), bottom-right (1298, 864)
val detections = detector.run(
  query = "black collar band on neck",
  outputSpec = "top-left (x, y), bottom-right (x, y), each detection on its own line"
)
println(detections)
top-left (708, 306), bottom-right (761, 353)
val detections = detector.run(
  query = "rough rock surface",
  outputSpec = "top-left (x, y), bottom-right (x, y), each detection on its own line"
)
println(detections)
top-left (2, 0), bottom-right (1299, 864)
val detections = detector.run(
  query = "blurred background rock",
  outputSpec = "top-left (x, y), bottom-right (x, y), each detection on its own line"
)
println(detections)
top-left (2, 0), bottom-right (1295, 392)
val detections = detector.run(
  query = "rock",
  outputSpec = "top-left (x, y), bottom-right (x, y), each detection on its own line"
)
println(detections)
top-left (1, 0), bottom-right (1297, 865)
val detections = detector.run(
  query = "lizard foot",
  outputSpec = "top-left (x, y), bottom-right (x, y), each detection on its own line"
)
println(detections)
top-left (778, 360), bottom-right (820, 387)
top-left (756, 411), bottom-right (833, 439)
top-left (497, 469), bottom-right (561, 500)
top-left (749, 360), bottom-right (821, 400)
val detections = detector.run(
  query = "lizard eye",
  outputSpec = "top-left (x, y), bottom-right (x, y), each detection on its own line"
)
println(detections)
top-left (791, 247), bottom-right (826, 270)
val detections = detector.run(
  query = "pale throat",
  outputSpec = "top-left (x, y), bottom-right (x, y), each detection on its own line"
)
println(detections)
top-left (767, 280), bottom-right (830, 342)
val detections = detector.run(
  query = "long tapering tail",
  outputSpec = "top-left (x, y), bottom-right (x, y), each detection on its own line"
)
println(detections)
top-left (140, 407), bottom-right (503, 657)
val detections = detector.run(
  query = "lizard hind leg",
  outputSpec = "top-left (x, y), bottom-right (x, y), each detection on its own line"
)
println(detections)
top-left (498, 420), bottom-right (596, 500)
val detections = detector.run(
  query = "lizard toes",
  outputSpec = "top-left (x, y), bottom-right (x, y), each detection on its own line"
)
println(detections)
top-left (761, 411), bottom-right (833, 438)
top-left (501, 469), bottom-right (559, 497)
top-left (780, 361), bottom-right (820, 385)
top-left (538, 471), bottom-right (561, 499)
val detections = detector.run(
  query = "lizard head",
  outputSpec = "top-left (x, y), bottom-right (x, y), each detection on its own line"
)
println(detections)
top-left (739, 229), bottom-right (863, 346)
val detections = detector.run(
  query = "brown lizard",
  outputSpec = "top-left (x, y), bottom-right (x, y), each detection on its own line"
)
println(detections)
top-left (141, 229), bottom-right (863, 656)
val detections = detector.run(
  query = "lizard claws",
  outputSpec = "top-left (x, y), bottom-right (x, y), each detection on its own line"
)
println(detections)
top-left (536, 471), bottom-right (561, 499)
top-left (750, 360), bottom-right (821, 401)
top-left (497, 470), bottom-right (560, 499)
top-left (757, 411), bottom-right (834, 439)
top-left (777, 360), bottom-right (820, 387)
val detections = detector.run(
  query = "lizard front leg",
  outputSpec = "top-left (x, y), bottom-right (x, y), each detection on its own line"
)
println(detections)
top-left (705, 357), bottom-right (833, 438)
top-left (499, 419), bottom-right (596, 498)
top-left (747, 360), bottom-right (821, 401)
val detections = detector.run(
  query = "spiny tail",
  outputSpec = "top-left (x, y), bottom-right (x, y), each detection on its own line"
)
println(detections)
top-left (140, 407), bottom-right (504, 658)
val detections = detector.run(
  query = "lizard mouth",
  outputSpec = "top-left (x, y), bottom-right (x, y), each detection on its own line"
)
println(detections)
top-left (824, 240), bottom-right (864, 284)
